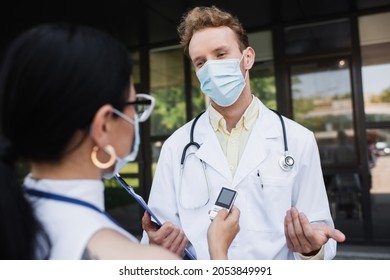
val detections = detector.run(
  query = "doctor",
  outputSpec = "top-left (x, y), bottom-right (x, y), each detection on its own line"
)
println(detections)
top-left (141, 5), bottom-right (345, 259)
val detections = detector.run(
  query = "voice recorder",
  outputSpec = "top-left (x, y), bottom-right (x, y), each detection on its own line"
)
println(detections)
top-left (209, 187), bottom-right (237, 221)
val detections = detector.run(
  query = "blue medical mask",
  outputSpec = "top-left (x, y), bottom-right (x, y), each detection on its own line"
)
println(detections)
top-left (196, 52), bottom-right (248, 107)
top-left (102, 110), bottom-right (140, 180)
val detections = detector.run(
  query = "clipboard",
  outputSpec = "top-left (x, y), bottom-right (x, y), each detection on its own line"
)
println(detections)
top-left (114, 173), bottom-right (196, 260)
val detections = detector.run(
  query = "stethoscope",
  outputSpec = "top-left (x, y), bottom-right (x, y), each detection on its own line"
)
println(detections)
top-left (178, 108), bottom-right (294, 209)
top-left (269, 109), bottom-right (295, 172)
top-left (179, 112), bottom-right (211, 210)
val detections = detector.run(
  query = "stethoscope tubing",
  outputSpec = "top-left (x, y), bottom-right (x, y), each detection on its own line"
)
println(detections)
top-left (270, 109), bottom-right (289, 153)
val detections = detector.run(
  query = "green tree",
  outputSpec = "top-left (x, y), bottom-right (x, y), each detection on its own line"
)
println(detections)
top-left (369, 86), bottom-right (390, 103)
top-left (151, 86), bottom-right (186, 136)
top-left (250, 76), bottom-right (277, 109)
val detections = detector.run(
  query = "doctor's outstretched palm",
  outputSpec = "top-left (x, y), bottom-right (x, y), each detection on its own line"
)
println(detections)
top-left (284, 207), bottom-right (346, 256)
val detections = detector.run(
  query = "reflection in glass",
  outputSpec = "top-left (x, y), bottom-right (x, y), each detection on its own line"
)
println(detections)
top-left (248, 31), bottom-right (276, 109)
top-left (359, 12), bottom-right (390, 242)
top-left (191, 69), bottom-right (207, 118)
top-left (361, 63), bottom-right (390, 122)
top-left (367, 128), bottom-right (390, 193)
top-left (290, 58), bottom-right (363, 239)
top-left (150, 46), bottom-right (186, 136)
top-left (368, 128), bottom-right (390, 242)
top-left (328, 172), bottom-right (362, 220)
top-left (130, 52), bottom-right (140, 85)
top-left (291, 59), bottom-right (357, 168)
top-left (251, 61), bottom-right (277, 109)
top-left (359, 13), bottom-right (390, 122)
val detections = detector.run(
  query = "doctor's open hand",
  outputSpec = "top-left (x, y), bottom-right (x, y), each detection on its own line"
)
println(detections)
top-left (207, 206), bottom-right (240, 260)
top-left (142, 211), bottom-right (189, 257)
top-left (284, 207), bottom-right (346, 256)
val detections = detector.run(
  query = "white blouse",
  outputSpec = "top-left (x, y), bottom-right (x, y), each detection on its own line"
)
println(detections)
top-left (23, 174), bottom-right (139, 259)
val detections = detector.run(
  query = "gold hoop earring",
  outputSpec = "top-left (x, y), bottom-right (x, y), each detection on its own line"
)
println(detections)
top-left (91, 145), bottom-right (116, 169)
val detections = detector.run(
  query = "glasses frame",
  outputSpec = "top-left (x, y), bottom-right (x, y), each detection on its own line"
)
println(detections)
top-left (124, 93), bottom-right (155, 123)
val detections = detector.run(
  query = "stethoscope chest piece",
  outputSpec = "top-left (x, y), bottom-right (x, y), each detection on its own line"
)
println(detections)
top-left (279, 154), bottom-right (294, 172)
top-left (271, 109), bottom-right (295, 172)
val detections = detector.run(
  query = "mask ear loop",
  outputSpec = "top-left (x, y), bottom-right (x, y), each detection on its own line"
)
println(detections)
top-left (239, 48), bottom-right (247, 64)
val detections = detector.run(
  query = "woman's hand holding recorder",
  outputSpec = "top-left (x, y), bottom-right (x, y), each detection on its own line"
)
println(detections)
top-left (207, 205), bottom-right (240, 260)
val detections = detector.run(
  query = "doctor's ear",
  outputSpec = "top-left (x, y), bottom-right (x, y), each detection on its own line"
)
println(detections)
top-left (244, 47), bottom-right (255, 70)
top-left (89, 104), bottom-right (115, 147)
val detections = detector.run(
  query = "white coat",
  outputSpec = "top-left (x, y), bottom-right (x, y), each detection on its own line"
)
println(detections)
top-left (142, 98), bottom-right (337, 260)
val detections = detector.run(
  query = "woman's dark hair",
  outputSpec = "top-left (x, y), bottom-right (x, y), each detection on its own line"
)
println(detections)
top-left (0, 24), bottom-right (133, 259)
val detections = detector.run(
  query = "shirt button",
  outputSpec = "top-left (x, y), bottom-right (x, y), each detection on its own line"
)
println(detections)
top-left (231, 139), bottom-right (236, 144)
top-left (229, 165), bottom-right (234, 170)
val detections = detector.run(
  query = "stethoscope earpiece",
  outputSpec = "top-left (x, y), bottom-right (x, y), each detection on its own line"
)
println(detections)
top-left (279, 155), bottom-right (294, 172)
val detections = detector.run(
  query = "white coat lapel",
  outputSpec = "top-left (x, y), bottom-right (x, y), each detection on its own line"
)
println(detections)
top-left (194, 110), bottom-right (233, 182)
top-left (232, 101), bottom-right (281, 187)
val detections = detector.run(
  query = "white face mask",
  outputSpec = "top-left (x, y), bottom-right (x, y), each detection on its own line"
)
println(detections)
top-left (196, 51), bottom-right (247, 107)
top-left (102, 111), bottom-right (140, 180)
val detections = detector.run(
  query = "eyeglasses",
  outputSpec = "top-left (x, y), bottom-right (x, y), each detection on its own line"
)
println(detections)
top-left (125, 93), bottom-right (155, 123)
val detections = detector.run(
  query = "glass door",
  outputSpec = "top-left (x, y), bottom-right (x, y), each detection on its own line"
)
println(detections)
top-left (359, 12), bottom-right (390, 243)
top-left (289, 57), bottom-right (364, 240)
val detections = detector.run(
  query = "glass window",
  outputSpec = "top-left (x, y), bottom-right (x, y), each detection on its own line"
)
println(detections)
top-left (190, 69), bottom-right (207, 117)
top-left (149, 46), bottom-right (186, 137)
top-left (248, 31), bottom-right (277, 109)
top-left (359, 13), bottom-right (390, 122)
top-left (367, 128), bottom-right (390, 242)
top-left (248, 31), bottom-right (273, 62)
top-left (360, 12), bottom-right (390, 244)
top-left (290, 58), bottom-right (364, 240)
top-left (130, 51), bottom-right (141, 85)
top-left (282, 0), bottom-right (350, 22)
top-left (251, 61), bottom-right (276, 109)
top-left (290, 58), bottom-right (357, 168)
top-left (285, 19), bottom-right (351, 56)
top-left (368, 128), bottom-right (390, 191)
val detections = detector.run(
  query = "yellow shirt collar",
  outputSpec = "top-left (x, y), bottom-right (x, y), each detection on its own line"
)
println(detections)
top-left (209, 96), bottom-right (259, 132)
